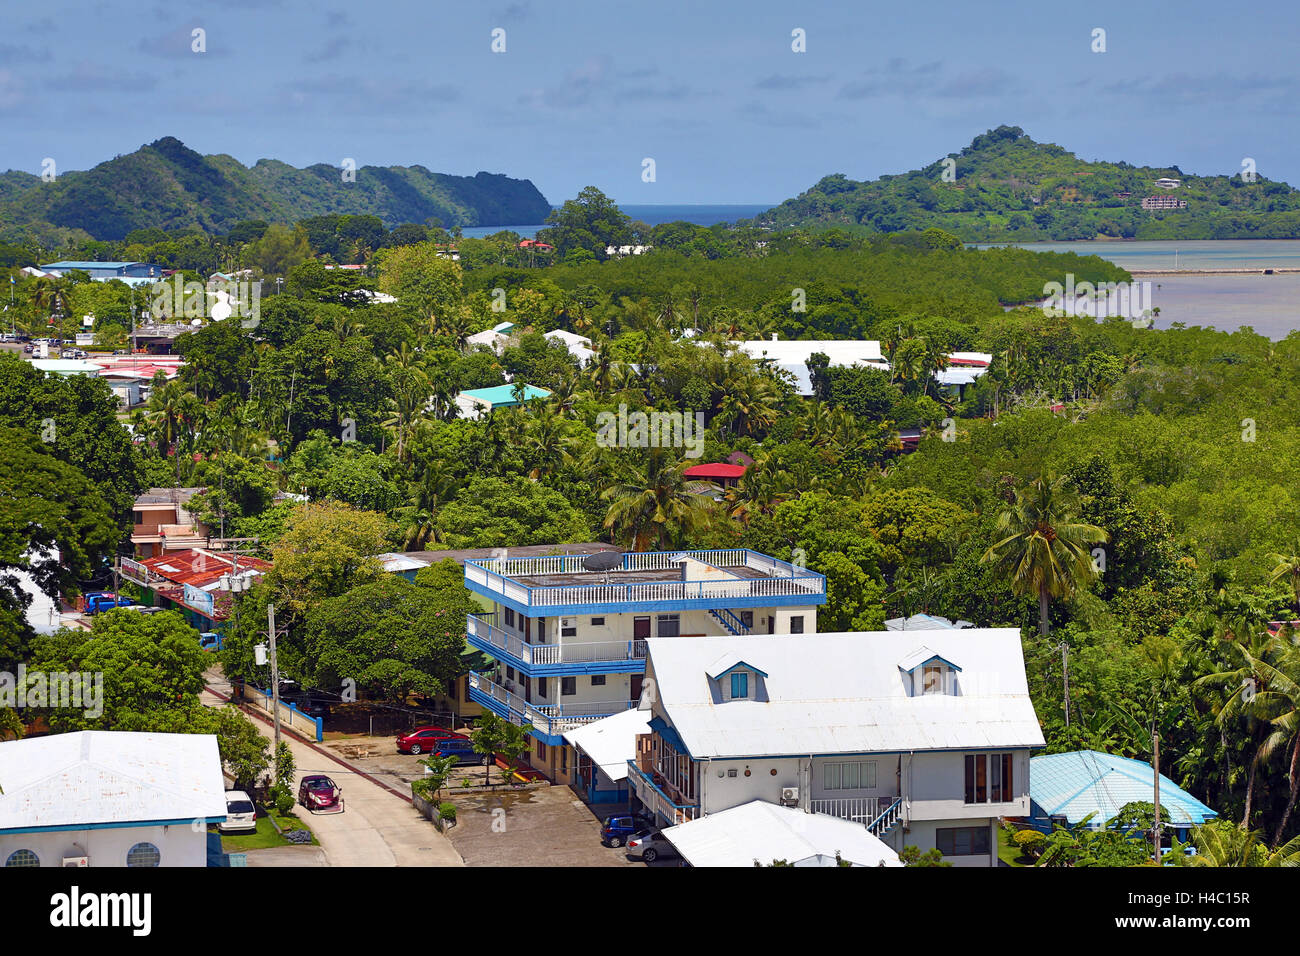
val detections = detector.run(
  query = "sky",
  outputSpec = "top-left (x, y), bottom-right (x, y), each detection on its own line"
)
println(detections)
top-left (2, 0), bottom-right (1299, 208)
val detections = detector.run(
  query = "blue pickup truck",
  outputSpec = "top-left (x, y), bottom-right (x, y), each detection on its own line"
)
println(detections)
top-left (84, 592), bottom-right (136, 614)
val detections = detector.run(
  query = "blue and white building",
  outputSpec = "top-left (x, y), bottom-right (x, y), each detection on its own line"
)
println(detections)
top-left (463, 549), bottom-right (826, 780)
top-left (629, 629), bottom-right (1045, 867)
top-left (39, 261), bottom-right (166, 287)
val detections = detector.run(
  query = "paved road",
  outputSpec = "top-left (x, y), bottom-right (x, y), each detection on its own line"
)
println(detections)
top-left (202, 677), bottom-right (464, 868)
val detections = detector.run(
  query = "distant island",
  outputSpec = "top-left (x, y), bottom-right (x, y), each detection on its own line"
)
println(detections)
top-left (0, 136), bottom-right (552, 243)
top-left (750, 125), bottom-right (1300, 241)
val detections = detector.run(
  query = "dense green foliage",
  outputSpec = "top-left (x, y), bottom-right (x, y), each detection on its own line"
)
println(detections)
top-left (755, 125), bottom-right (1300, 240)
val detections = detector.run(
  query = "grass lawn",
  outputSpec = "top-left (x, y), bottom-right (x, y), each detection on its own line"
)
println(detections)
top-left (218, 810), bottom-right (317, 852)
top-left (997, 825), bottom-right (1034, 867)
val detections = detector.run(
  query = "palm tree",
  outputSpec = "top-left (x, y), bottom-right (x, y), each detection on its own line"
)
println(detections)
top-left (1184, 820), bottom-right (1300, 866)
top-left (1235, 641), bottom-right (1300, 845)
top-left (981, 472), bottom-right (1109, 638)
top-left (402, 461), bottom-right (458, 550)
top-left (601, 448), bottom-right (716, 551)
top-left (1268, 545), bottom-right (1300, 616)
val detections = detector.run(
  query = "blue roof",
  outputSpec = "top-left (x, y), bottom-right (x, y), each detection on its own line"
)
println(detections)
top-left (461, 384), bottom-right (551, 407)
top-left (1029, 751), bottom-right (1218, 827)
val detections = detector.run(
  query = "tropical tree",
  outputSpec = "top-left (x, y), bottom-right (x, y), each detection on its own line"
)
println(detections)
top-left (1268, 545), bottom-right (1300, 615)
top-left (601, 448), bottom-right (716, 550)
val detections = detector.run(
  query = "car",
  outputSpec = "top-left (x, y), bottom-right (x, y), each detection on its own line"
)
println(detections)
top-left (218, 790), bottom-right (257, 833)
top-left (73, 349), bottom-right (87, 358)
top-left (396, 726), bottom-right (464, 755)
top-left (601, 813), bottom-right (656, 848)
top-left (429, 735), bottom-right (488, 764)
top-left (60, 349), bottom-right (77, 359)
top-left (625, 828), bottom-right (680, 863)
top-left (298, 774), bottom-right (342, 811)
top-left (22, 344), bottom-right (33, 353)
top-left (297, 695), bottom-right (332, 719)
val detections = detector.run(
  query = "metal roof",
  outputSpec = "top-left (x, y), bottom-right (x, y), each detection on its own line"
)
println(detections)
top-left (0, 731), bottom-right (227, 831)
top-left (562, 709), bottom-right (652, 782)
top-left (1029, 751), bottom-right (1218, 827)
top-left (662, 800), bottom-right (903, 867)
top-left (642, 630), bottom-right (1045, 759)
top-left (459, 384), bottom-right (551, 406)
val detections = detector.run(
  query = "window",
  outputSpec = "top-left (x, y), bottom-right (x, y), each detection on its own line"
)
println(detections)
top-left (132, 510), bottom-right (144, 525)
top-left (823, 761), bottom-right (877, 791)
top-left (965, 753), bottom-right (1015, 803)
top-left (505, 665), bottom-right (515, 681)
top-left (561, 677), bottom-right (577, 696)
top-left (536, 678), bottom-right (547, 699)
top-left (591, 674), bottom-right (606, 686)
top-left (126, 843), bottom-right (161, 867)
top-left (922, 664), bottom-right (944, 695)
top-left (936, 827), bottom-right (992, 857)
top-left (657, 614), bottom-right (680, 638)
top-left (591, 617), bottom-right (605, 626)
top-left (561, 617), bottom-right (577, 638)
top-left (538, 618), bottom-right (547, 642)
top-left (730, 672), bottom-right (749, 699)
top-left (740, 610), bottom-right (754, 628)
top-left (504, 608), bottom-right (515, 628)
top-left (789, 616), bottom-right (804, 634)
top-left (536, 740), bottom-right (547, 759)
top-left (5, 849), bottom-right (39, 868)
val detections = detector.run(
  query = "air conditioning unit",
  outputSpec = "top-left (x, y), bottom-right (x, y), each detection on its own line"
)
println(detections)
top-left (63, 856), bottom-right (89, 867)
top-left (780, 788), bottom-right (800, 806)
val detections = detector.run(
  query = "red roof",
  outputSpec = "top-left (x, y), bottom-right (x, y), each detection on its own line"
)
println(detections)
top-left (684, 463), bottom-right (747, 480)
top-left (142, 549), bottom-right (271, 589)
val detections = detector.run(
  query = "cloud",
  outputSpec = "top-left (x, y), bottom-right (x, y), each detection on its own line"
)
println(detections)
top-left (933, 68), bottom-right (1020, 99)
top-left (46, 63), bottom-right (158, 93)
top-left (1101, 72), bottom-right (1300, 104)
top-left (838, 59), bottom-right (1016, 100)
top-left (493, 2), bottom-right (531, 20)
top-left (754, 73), bottom-right (833, 91)
top-left (279, 74), bottom-right (462, 115)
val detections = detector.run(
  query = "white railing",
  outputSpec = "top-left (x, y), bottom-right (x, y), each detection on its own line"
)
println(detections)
top-left (468, 615), bottom-right (647, 666)
top-left (809, 797), bottom-right (883, 824)
top-left (470, 672), bottom-right (636, 735)
top-left (627, 761), bottom-right (699, 825)
top-left (522, 575), bottom-right (824, 609)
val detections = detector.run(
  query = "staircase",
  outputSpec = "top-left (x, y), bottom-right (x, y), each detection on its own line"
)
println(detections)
top-left (868, 798), bottom-right (904, 839)
top-left (707, 608), bottom-right (751, 635)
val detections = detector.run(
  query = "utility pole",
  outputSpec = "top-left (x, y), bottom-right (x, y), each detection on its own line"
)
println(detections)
top-left (268, 603), bottom-right (281, 754)
top-left (1061, 641), bottom-right (1071, 727)
top-left (1152, 731), bottom-right (1162, 864)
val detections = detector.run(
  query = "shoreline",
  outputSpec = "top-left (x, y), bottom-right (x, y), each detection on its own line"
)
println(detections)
top-left (1128, 267), bottom-right (1300, 276)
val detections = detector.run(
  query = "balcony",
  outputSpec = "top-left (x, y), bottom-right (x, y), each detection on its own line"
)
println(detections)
top-left (464, 549), bottom-right (826, 616)
top-left (626, 760), bottom-right (700, 826)
top-left (467, 672), bottom-right (638, 744)
top-left (467, 614), bottom-right (647, 675)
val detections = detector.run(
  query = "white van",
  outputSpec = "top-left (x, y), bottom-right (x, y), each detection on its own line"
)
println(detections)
top-left (219, 790), bottom-right (257, 833)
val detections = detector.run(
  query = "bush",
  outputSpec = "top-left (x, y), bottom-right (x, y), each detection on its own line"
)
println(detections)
top-left (1013, 828), bottom-right (1046, 860)
top-left (438, 802), bottom-right (457, 822)
top-left (270, 784), bottom-right (296, 817)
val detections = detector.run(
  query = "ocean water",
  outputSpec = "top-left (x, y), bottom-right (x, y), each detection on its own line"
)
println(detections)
top-left (461, 203), bottom-right (772, 239)
top-left (976, 240), bottom-right (1300, 338)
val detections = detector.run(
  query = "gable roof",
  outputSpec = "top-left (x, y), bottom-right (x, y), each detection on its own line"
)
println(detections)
top-left (0, 731), bottom-right (227, 831)
top-left (662, 800), bottom-right (902, 867)
top-left (562, 709), bottom-right (653, 782)
top-left (1029, 750), bottom-right (1218, 827)
top-left (897, 645), bottom-right (962, 673)
top-left (705, 653), bottom-right (769, 680)
top-left (643, 630), bottom-right (1043, 758)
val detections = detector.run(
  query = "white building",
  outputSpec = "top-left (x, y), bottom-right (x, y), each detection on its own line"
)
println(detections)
top-left (629, 629), bottom-right (1044, 867)
top-left (0, 731), bottom-right (228, 868)
top-left (732, 339), bottom-right (889, 396)
top-left (543, 329), bottom-right (595, 364)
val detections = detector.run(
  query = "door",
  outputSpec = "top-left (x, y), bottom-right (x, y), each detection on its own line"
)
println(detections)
top-left (633, 616), bottom-right (651, 639)
top-left (630, 675), bottom-right (644, 704)
top-left (767, 614), bottom-right (776, 634)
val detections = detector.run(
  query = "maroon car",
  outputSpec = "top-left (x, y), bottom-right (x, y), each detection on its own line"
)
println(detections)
top-left (396, 726), bottom-right (465, 755)
top-left (298, 774), bottom-right (342, 811)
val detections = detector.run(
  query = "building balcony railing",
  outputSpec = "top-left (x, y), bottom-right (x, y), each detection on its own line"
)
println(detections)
top-left (467, 671), bottom-right (638, 741)
top-left (467, 614), bottom-right (647, 674)
top-left (465, 549), bottom-right (826, 614)
top-left (808, 797), bottom-right (884, 825)
top-left (626, 760), bottom-right (700, 826)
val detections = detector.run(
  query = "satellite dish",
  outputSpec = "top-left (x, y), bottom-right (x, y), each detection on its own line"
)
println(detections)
top-left (583, 551), bottom-right (624, 573)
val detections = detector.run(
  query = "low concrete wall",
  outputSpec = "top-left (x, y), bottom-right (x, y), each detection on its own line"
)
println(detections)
top-left (237, 684), bottom-right (323, 742)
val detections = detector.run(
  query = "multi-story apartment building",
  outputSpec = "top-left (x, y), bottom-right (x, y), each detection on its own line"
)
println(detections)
top-left (628, 629), bottom-right (1045, 867)
top-left (463, 549), bottom-right (826, 778)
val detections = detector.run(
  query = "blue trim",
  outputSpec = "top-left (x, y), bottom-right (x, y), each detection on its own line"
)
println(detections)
top-left (900, 654), bottom-right (964, 673)
top-left (648, 716), bottom-right (693, 758)
top-left (466, 630), bottom-right (646, 678)
top-left (465, 684), bottom-right (568, 747)
top-left (464, 579), bottom-right (825, 618)
top-left (1, 817), bottom-right (225, 835)
top-left (709, 660), bottom-right (769, 680)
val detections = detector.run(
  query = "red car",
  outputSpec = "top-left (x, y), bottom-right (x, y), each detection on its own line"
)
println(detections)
top-left (298, 774), bottom-right (342, 812)
top-left (396, 726), bottom-right (465, 755)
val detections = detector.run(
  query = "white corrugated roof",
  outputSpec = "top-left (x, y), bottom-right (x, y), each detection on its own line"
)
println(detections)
top-left (0, 731), bottom-right (227, 831)
top-left (644, 630), bottom-right (1044, 758)
top-left (562, 709), bottom-right (652, 781)
top-left (663, 800), bottom-right (903, 867)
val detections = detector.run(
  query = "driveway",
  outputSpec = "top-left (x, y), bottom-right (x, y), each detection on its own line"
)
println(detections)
top-left (202, 676), bottom-right (463, 868)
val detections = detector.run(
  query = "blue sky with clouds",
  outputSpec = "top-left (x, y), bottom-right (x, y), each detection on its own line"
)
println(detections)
top-left (2, 0), bottom-right (1298, 207)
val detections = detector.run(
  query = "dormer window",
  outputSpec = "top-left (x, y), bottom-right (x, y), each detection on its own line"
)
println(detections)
top-left (730, 672), bottom-right (749, 699)
top-left (898, 646), bottom-right (961, 697)
top-left (706, 653), bottom-right (767, 702)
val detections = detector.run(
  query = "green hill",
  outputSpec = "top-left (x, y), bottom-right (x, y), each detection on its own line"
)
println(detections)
top-left (753, 125), bottom-right (1300, 240)
top-left (0, 137), bottom-right (551, 242)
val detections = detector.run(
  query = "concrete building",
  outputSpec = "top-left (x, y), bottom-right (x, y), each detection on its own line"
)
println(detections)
top-left (454, 383), bottom-right (551, 419)
top-left (0, 731), bottom-right (227, 868)
top-left (129, 488), bottom-right (209, 558)
top-left (628, 629), bottom-right (1044, 866)
top-left (463, 549), bottom-right (826, 780)
top-left (38, 261), bottom-right (166, 287)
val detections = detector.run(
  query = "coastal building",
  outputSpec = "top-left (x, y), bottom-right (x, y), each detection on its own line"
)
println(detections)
top-left (130, 488), bottom-right (209, 558)
top-left (0, 731), bottom-right (227, 868)
top-left (463, 548), bottom-right (827, 780)
top-left (454, 383), bottom-right (551, 419)
top-left (662, 800), bottom-right (902, 867)
top-left (1141, 195), bottom-right (1188, 210)
top-left (628, 629), bottom-right (1043, 866)
top-left (1025, 750), bottom-right (1217, 840)
top-left (118, 548), bottom-right (269, 635)
top-left (732, 338), bottom-right (889, 396)
top-left (38, 261), bottom-right (165, 287)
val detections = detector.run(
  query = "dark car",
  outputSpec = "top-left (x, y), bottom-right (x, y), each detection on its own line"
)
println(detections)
top-left (430, 735), bottom-right (487, 764)
top-left (297, 774), bottom-right (341, 810)
top-left (298, 695), bottom-right (332, 719)
top-left (601, 813), bottom-right (656, 848)
top-left (396, 726), bottom-right (464, 755)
